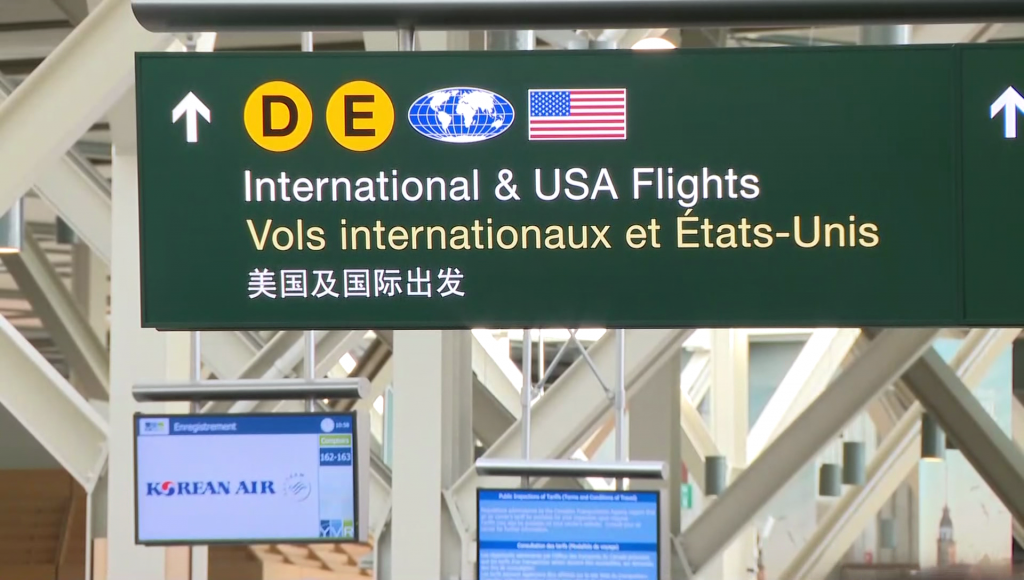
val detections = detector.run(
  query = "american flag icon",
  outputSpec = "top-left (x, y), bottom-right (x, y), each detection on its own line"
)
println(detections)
top-left (527, 88), bottom-right (627, 141)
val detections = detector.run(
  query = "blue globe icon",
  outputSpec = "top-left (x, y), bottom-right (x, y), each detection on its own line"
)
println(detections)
top-left (408, 87), bottom-right (514, 143)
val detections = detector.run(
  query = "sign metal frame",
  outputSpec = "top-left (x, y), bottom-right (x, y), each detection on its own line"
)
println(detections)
top-left (130, 0), bottom-right (1024, 32)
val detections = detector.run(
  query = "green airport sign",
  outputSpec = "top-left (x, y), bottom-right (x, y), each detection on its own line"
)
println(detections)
top-left (135, 45), bottom-right (1024, 330)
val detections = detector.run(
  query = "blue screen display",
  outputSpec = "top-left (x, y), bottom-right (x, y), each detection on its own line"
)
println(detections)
top-left (477, 489), bottom-right (660, 580)
top-left (135, 414), bottom-right (358, 544)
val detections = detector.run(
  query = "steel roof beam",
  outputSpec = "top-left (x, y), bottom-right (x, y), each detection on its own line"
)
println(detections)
top-left (776, 328), bottom-right (1017, 580)
top-left (0, 315), bottom-right (107, 491)
top-left (0, 0), bottom-right (176, 222)
top-left (0, 232), bottom-right (109, 400)
top-left (677, 328), bottom-right (938, 575)
top-left (0, 75), bottom-right (113, 264)
top-left (450, 328), bottom-right (693, 535)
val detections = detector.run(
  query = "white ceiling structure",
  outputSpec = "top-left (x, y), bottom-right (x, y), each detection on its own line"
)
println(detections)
top-left (2, 1), bottom-right (1015, 368)
top-left (1, 4), bottom-right (1020, 375)
top-left (0, 0), bottom-right (1015, 454)
top-left (0, 3), bottom-right (1018, 350)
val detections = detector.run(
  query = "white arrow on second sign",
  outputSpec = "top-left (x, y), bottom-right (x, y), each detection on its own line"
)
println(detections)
top-left (171, 92), bottom-right (211, 144)
top-left (990, 86), bottom-right (1024, 140)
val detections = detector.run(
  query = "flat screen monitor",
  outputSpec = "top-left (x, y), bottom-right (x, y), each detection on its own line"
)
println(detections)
top-left (477, 488), bottom-right (662, 580)
top-left (134, 412), bottom-right (368, 545)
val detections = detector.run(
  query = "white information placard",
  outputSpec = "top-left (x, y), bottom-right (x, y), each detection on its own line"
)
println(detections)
top-left (477, 489), bottom-right (662, 580)
top-left (134, 412), bottom-right (369, 545)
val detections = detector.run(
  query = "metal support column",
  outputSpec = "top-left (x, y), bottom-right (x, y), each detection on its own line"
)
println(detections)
top-left (391, 330), bottom-right (473, 580)
top-left (521, 329), bottom-right (532, 487)
top-left (485, 29), bottom-right (535, 50)
top-left (300, 31), bottom-right (317, 414)
top-left (397, 27), bottom-right (414, 51)
top-left (615, 328), bottom-right (627, 489)
top-left (304, 330), bottom-right (317, 411)
top-left (106, 150), bottom-right (193, 580)
top-left (678, 328), bottom-right (939, 575)
top-left (701, 330), bottom-right (752, 580)
top-left (629, 346), bottom-right (682, 533)
top-left (187, 330), bottom-right (207, 578)
top-left (190, 332), bottom-right (201, 411)
top-left (860, 24), bottom-right (911, 45)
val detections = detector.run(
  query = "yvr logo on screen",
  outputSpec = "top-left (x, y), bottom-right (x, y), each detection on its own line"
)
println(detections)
top-left (146, 473), bottom-right (311, 502)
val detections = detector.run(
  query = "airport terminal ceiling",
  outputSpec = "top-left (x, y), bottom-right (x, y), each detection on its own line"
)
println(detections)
top-left (0, 0), bottom-right (1008, 372)
top-left (2, 1), bottom-right (1024, 579)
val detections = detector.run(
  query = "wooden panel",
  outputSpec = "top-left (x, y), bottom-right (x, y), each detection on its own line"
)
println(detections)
top-left (0, 564), bottom-right (56, 580)
top-left (337, 544), bottom-right (371, 561)
top-left (0, 548), bottom-right (61, 563)
top-left (0, 536), bottom-right (62, 547)
top-left (209, 545), bottom-right (263, 580)
top-left (308, 545), bottom-right (357, 570)
top-left (273, 545), bottom-right (314, 558)
top-left (57, 484), bottom-right (87, 580)
top-left (0, 467), bottom-right (79, 572)
top-left (0, 509), bottom-right (66, 518)
top-left (209, 544), bottom-right (258, 563)
top-left (0, 535), bottom-right (62, 549)
top-left (0, 502), bottom-right (67, 512)
top-left (263, 561), bottom-right (368, 580)
top-left (249, 545), bottom-right (288, 564)
top-left (274, 543), bottom-right (332, 567)
top-left (0, 513), bottom-right (66, 525)
top-left (0, 469), bottom-right (74, 498)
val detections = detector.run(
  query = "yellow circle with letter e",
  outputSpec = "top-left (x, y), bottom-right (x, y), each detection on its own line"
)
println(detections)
top-left (244, 80), bottom-right (313, 152)
top-left (325, 80), bottom-right (394, 152)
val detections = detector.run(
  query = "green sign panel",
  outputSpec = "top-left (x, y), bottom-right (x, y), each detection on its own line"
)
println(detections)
top-left (136, 45), bottom-right (1024, 330)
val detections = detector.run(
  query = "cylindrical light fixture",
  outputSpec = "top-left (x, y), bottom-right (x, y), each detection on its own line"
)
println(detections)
top-left (0, 198), bottom-right (24, 254)
top-left (818, 463), bottom-right (842, 497)
top-left (631, 37), bottom-right (677, 50)
top-left (55, 217), bottom-right (77, 245)
top-left (704, 455), bottom-right (728, 496)
top-left (842, 441), bottom-right (866, 485)
top-left (921, 412), bottom-right (945, 461)
top-left (879, 517), bottom-right (897, 550)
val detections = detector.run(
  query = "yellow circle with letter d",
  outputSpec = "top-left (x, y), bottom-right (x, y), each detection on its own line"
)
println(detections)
top-left (244, 80), bottom-right (313, 152)
top-left (326, 80), bottom-right (394, 152)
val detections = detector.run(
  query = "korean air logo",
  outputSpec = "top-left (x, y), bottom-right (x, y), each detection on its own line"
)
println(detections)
top-left (283, 473), bottom-right (311, 502)
top-left (145, 480), bottom-right (277, 496)
top-left (140, 418), bottom-right (169, 435)
top-left (148, 481), bottom-right (177, 496)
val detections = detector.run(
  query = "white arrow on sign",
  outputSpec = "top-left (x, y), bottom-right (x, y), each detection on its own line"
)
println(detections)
top-left (171, 91), bottom-right (211, 144)
top-left (990, 86), bottom-right (1024, 139)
